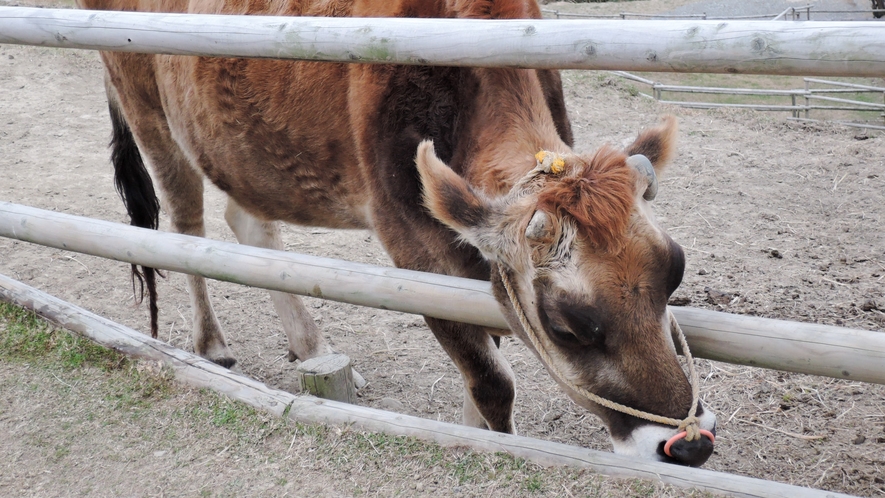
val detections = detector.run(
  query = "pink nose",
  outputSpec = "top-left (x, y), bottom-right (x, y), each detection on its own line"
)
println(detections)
top-left (664, 429), bottom-right (715, 467)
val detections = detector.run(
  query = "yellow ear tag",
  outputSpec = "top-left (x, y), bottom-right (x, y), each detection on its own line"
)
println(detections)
top-left (536, 150), bottom-right (565, 174)
top-left (550, 157), bottom-right (565, 174)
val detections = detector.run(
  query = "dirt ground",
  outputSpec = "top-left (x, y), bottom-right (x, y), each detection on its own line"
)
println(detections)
top-left (3, 305), bottom-right (713, 498)
top-left (1, 1), bottom-right (884, 496)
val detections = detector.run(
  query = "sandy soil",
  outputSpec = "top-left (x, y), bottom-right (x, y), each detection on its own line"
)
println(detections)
top-left (1, 1), bottom-right (884, 496)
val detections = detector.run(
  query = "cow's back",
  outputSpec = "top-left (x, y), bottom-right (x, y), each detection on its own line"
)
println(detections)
top-left (77, 0), bottom-right (568, 232)
top-left (78, 0), bottom-right (371, 228)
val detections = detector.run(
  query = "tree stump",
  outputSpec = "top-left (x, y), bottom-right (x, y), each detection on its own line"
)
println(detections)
top-left (296, 353), bottom-right (356, 404)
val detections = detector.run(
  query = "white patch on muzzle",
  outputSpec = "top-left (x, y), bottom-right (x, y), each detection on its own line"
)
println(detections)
top-left (609, 404), bottom-right (717, 461)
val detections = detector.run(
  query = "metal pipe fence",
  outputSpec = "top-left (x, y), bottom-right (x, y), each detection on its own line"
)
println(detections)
top-left (581, 1), bottom-right (885, 133)
top-left (619, 73), bottom-right (885, 130)
top-left (543, 4), bottom-right (884, 21)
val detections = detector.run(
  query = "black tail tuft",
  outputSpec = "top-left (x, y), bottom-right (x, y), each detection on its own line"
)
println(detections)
top-left (108, 98), bottom-right (162, 338)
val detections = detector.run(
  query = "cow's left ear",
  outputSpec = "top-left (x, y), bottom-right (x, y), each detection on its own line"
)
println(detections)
top-left (625, 115), bottom-right (678, 176)
top-left (415, 141), bottom-right (510, 261)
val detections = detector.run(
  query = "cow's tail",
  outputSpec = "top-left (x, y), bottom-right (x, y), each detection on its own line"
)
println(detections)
top-left (107, 87), bottom-right (162, 339)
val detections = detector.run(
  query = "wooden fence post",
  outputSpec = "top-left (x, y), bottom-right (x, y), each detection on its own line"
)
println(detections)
top-left (297, 354), bottom-right (357, 403)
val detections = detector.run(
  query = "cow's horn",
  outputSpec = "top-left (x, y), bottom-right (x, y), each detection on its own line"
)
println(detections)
top-left (627, 154), bottom-right (657, 201)
top-left (525, 210), bottom-right (551, 241)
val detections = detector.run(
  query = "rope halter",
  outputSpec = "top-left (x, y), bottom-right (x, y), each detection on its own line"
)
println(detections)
top-left (499, 151), bottom-right (713, 453)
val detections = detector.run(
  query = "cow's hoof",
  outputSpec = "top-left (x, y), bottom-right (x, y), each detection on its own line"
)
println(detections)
top-left (212, 357), bottom-right (237, 369)
top-left (353, 368), bottom-right (367, 390)
top-left (287, 350), bottom-right (298, 362)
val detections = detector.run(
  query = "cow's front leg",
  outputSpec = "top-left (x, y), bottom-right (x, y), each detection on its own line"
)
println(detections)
top-left (425, 317), bottom-right (516, 433)
top-left (224, 199), bottom-right (333, 362)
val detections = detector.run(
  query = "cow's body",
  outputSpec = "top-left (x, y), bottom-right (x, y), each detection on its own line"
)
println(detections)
top-left (78, 0), bottom-right (717, 465)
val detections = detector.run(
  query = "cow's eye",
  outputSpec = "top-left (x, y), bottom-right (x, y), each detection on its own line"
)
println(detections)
top-left (536, 293), bottom-right (605, 348)
top-left (562, 306), bottom-right (605, 346)
top-left (538, 306), bottom-right (577, 346)
top-left (549, 322), bottom-right (575, 342)
top-left (582, 319), bottom-right (604, 344)
top-left (545, 317), bottom-right (603, 348)
top-left (570, 317), bottom-right (604, 346)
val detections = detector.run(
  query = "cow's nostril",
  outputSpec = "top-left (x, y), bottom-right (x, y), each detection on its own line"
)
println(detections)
top-left (664, 431), bottom-right (715, 467)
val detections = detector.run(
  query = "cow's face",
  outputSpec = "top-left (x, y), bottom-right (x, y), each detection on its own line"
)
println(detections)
top-left (416, 117), bottom-right (717, 466)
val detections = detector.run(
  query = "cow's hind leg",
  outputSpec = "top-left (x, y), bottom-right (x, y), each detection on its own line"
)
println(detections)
top-left (224, 200), bottom-right (333, 363)
top-left (105, 80), bottom-right (234, 367)
top-left (151, 150), bottom-right (234, 366)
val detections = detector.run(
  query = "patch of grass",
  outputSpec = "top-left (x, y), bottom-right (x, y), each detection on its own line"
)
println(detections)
top-left (448, 451), bottom-right (487, 484)
top-left (0, 302), bottom-right (126, 371)
top-left (523, 473), bottom-right (544, 492)
top-left (211, 403), bottom-right (242, 428)
top-left (629, 478), bottom-right (660, 497)
top-left (102, 364), bottom-right (175, 411)
top-left (179, 390), bottom-right (288, 447)
top-left (52, 443), bottom-right (71, 462)
top-left (330, 430), bottom-right (491, 483)
top-left (0, 304), bottom-right (179, 418)
top-left (287, 425), bottom-right (575, 492)
top-left (626, 84), bottom-right (640, 97)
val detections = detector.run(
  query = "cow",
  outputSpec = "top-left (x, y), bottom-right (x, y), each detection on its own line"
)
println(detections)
top-left (76, 0), bottom-right (717, 466)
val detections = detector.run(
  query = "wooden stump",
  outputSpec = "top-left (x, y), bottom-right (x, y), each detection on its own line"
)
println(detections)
top-left (296, 353), bottom-right (356, 404)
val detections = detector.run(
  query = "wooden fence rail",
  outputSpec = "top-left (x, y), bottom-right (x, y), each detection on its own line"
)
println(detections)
top-left (2, 201), bottom-right (884, 386)
top-left (1, 7), bottom-right (885, 76)
top-left (0, 273), bottom-right (854, 498)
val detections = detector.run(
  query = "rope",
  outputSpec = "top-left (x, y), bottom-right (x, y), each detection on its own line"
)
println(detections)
top-left (498, 265), bottom-right (703, 441)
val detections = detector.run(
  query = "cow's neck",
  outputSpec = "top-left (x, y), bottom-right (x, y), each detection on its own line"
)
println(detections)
top-left (463, 68), bottom-right (570, 197)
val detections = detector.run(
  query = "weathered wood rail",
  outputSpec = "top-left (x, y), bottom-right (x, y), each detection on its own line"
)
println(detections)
top-left (2, 201), bottom-right (883, 386)
top-left (1, 7), bottom-right (884, 76)
top-left (0, 273), bottom-right (854, 498)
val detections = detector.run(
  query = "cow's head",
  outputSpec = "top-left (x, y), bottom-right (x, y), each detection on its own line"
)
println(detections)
top-left (416, 117), bottom-right (716, 466)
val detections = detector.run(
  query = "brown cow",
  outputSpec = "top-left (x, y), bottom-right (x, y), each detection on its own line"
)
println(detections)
top-left (77, 0), bottom-right (717, 465)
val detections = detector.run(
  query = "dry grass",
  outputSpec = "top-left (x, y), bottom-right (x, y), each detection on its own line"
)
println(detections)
top-left (0, 303), bottom-right (712, 497)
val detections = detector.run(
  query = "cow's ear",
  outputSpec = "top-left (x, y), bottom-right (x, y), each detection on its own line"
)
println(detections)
top-left (625, 115), bottom-right (678, 176)
top-left (416, 141), bottom-right (511, 260)
top-left (416, 140), bottom-right (492, 232)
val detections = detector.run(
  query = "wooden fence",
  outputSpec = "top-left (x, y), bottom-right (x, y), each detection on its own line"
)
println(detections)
top-left (0, 273), bottom-right (850, 498)
top-left (2, 202), bottom-right (883, 386)
top-left (1, 7), bottom-right (885, 76)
